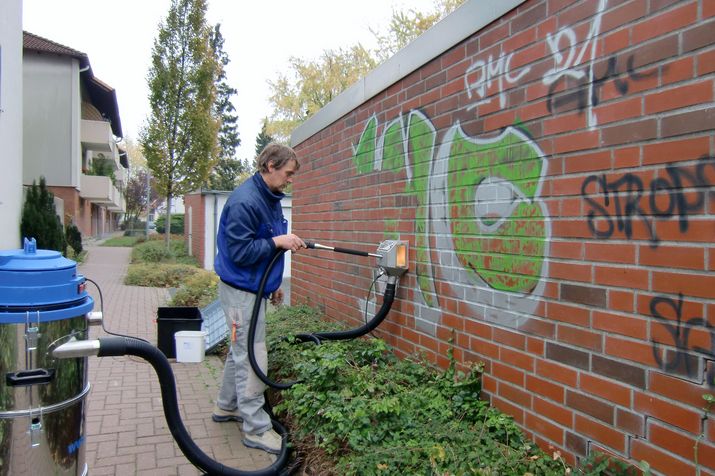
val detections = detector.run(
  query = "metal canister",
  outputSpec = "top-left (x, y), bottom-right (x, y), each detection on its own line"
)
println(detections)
top-left (0, 238), bottom-right (93, 476)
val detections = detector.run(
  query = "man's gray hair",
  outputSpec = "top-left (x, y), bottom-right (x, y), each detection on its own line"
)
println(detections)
top-left (256, 143), bottom-right (299, 172)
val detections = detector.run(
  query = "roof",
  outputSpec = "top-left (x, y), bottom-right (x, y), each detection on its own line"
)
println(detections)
top-left (23, 31), bottom-right (123, 138)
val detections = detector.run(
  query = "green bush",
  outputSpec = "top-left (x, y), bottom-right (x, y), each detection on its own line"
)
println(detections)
top-left (124, 263), bottom-right (199, 287)
top-left (266, 307), bottom-right (570, 476)
top-left (130, 239), bottom-right (192, 263)
top-left (65, 223), bottom-right (82, 256)
top-left (131, 240), bottom-right (174, 263)
top-left (169, 269), bottom-right (218, 307)
top-left (155, 214), bottom-right (184, 234)
top-left (20, 177), bottom-right (66, 254)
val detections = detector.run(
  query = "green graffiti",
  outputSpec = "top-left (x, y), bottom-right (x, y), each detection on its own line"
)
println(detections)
top-left (352, 115), bottom-right (378, 174)
top-left (350, 111), bottom-right (547, 307)
top-left (407, 113), bottom-right (438, 307)
top-left (447, 128), bottom-right (546, 293)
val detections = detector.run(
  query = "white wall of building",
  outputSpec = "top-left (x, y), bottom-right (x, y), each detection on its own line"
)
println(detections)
top-left (0, 0), bottom-right (24, 249)
top-left (23, 53), bottom-right (81, 188)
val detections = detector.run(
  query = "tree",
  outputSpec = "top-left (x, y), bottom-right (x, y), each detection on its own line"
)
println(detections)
top-left (372, 0), bottom-right (465, 62)
top-left (124, 168), bottom-right (160, 228)
top-left (20, 177), bottom-right (66, 254)
top-left (140, 0), bottom-right (219, 247)
top-left (265, 0), bottom-right (465, 139)
top-left (204, 23), bottom-right (245, 191)
top-left (255, 118), bottom-right (275, 157)
top-left (266, 45), bottom-right (377, 143)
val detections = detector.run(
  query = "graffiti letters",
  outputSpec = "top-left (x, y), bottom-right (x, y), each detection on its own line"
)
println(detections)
top-left (651, 293), bottom-right (715, 387)
top-left (465, 51), bottom-right (531, 110)
top-left (352, 112), bottom-right (550, 329)
top-left (582, 156), bottom-right (715, 246)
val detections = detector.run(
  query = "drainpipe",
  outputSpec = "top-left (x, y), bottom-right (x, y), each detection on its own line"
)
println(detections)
top-left (212, 193), bottom-right (218, 269)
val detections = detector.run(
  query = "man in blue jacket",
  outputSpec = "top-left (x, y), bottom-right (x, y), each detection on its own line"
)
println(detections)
top-left (212, 143), bottom-right (305, 454)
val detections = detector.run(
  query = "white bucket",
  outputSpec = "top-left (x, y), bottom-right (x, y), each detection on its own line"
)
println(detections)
top-left (174, 331), bottom-right (207, 363)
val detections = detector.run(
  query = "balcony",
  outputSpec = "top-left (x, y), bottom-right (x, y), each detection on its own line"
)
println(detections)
top-left (81, 119), bottom-right (114, 153)
top-left (80, 174), bottom-right (125, 212)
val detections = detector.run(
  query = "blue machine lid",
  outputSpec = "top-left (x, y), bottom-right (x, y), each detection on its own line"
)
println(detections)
top-left (0, 238), bottom-right (93, 322)
top-left (0, 238), bottom-right (76, 273)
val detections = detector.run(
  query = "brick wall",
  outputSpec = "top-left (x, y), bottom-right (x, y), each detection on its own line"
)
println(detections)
top-left (184, 192), bottom-right (205, 265)
top-left (290, 0), bottom-right (715, 473)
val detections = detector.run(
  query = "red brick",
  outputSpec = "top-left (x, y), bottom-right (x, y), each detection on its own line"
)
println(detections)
top-left (536, 359), bottom-right (578, 387)
top-left (645, 80), bottom-right (714, 114)
top-left (612, 145), bottom-right (641, 169)
top-left (527, 336), bottom-right (545, 356)
top-left (499, 381), bottom-right (533, 409)
top-left (574, 414), bottom-right (626, 452)
top-left (661, 56), bottom-right (696, 86)
top-left (533, 396), bottom-right (572, 427)
top-left (631, 2), bottom-right (698, 44)
top-left (552, 130), bottom-right (600, 154)
top-left (655, 219), bottom-right (715, 244)
top-left (652, 420), bottom-right (715, 471)
top-left (649, 371), bottom-right (715, 412)
top-left (549, 241), bottom-right (583, 260)
top-left (525, 411), bottom-right (565, 446)
top-left (500, 347), bottom-right (535, 373)
top-left (557, 325), bottom-right (603, 352)
top-left (593, 310), bottom-right (647, 340)
top-left (652, 270), bottom-right (715, 299)
top-left (642, 135), bottom-right (710, 165)
top-left (639, 244), bottom-right (705, 270)
top-left (698, 48), bottom-right (715, 75)
top-left (548, 260), bottom-right (592, 284)
top-left (602, 28), bottom-right (630, 56)
top-left (543, 111), bottom-right (587, 136)
top-left (630, 439), bottom-right (696, 476)
top-left (526, 374), bottom-right (566, 403)
top-left (594, 265), bottom-right (649, 290)
top-left (546, 301), bottom-right (591, 327)
top-left (580, 374), bottom-right (632, 407)
top-left (634, 391), bottom-right (701, 433)
top-left (608, 289), bottom-right (635, 313)
top-left (492, 361), bottom-right (525, 386)
top-left (584, 242), bottom-right (636, 264)
top-left (604, 335), bottom-right (654, 367)
top-left (616, 408), bottom-right (644, 436)
top-left (563, 150), bottom-right (612, 174)
top-left (491, 395), bottom-right (525, 425)
top-left (593, 96), bottom-right (642, 125)
top-left (493, 327), bottom-right (527, 350)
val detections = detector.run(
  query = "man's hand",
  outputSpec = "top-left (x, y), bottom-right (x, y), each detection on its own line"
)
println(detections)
top-left (270, 289), bottom-right (284, 306)
top-left (273, 234), bottom-right (306, 253)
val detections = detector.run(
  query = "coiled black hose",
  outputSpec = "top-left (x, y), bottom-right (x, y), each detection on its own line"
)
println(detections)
top-left (96, 336), bottom-right (291, 476)
top-left (246, 249), bottom-right (396, 390)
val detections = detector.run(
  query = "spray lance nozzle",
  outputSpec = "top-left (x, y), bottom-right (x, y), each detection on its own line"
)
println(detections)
top-left (305, 241), bottom-right (382, 258)
top-left (305, 240), bottom-right (409, 278)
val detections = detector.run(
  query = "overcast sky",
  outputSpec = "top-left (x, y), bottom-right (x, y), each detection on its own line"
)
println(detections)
top-left (22, 0), bottom-right (436, 163)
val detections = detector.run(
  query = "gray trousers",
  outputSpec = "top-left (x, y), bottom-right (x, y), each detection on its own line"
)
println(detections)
top-left (216, 281), bottom-right (271, 435)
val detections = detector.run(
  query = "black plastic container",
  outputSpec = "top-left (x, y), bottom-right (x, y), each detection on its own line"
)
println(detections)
top-left (156, 307), bottom-right (203, 358)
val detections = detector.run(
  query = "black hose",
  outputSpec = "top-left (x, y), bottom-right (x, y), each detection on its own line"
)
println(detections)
top-left (97, 336), bottom-right (291, 476)
top-left (246, 249), bottom-right (397, 390)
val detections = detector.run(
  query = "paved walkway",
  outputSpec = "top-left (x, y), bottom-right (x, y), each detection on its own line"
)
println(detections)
top-left (79, 243), bottom-right (275, 475)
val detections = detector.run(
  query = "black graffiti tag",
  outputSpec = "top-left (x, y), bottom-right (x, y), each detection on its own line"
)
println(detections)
top-left (650, 294), bottom-right (715, 387)
top-left (582, 156), bottom-right (715, 247)
top-left (547, 55), bottom-right (658, 115)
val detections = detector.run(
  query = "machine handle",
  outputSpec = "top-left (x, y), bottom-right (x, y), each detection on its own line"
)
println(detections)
top-left (6, 368), bottom-right (55, 387)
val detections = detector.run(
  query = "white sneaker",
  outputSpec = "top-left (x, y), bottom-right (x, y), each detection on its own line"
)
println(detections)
top-left (211, 404), bottom-right (243, 423)
top-left (242, 429), bottom-right (283, 454)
